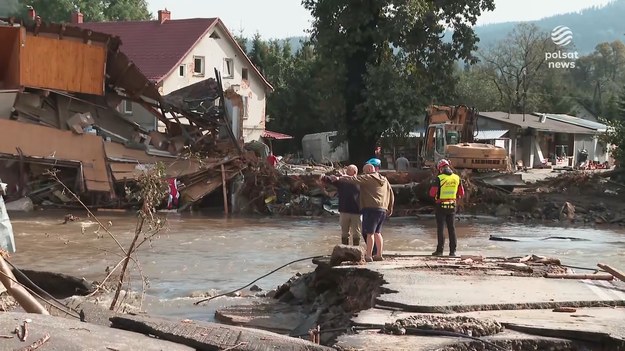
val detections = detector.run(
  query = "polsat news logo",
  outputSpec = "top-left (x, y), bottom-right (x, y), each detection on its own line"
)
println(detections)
top-left (546, 25), bottom-right (578, 69)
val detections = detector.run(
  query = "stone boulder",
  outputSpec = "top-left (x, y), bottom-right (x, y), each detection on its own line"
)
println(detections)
top-left (330, 245), bottom-right (364, 266)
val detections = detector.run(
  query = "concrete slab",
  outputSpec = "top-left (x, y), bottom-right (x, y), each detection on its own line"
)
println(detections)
top-left (335, 329), bottom-right (575, 351)
top-left (353, 307), bottom-right (625, 341)
top-left (0, 312), bottom-right (193, 351)
top-left (376, 269), bottom-right (625, 312)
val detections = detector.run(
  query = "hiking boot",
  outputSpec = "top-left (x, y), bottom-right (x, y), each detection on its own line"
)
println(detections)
top-left (364, 256), bottom-right (373, 263)
top-left (373, 255), bottom-right (384, 261)
top-left (449, 252), bottom-right (457, 257)
top-left (431, 251), bottom-right (443, 256)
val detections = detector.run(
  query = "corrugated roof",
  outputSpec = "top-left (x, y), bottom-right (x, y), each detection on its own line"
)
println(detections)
top-left (475, 129), bottom-right (509, 140)
top-left (75, 18), bottom-right (273, 90)
top-left (479, 112), bottom-right (598, 134)
top-left (539, 113), bottom-right (607, 131)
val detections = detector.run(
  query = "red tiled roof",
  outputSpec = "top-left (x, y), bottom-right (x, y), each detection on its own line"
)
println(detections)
top-left (75, 18), bottom-right (273, 90)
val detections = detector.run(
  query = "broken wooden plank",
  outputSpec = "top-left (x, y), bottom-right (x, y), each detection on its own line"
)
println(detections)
top-left (544, 273), bottom-right (613, 280)
top-left (597, 263), bottom-right (625, 282)
top-left (109, 315), bottom-right (334, 351)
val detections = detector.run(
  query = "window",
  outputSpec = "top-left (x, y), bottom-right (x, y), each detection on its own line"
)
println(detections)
top-left (123, 100), bottom-right (133, 115)
top-left (242, 96), bottom-right (249, 118)
top-left (327, 134), bottom-right (336, 143)
top-left (223, 58), bottom-right (234, 78)
top-left (193, 56), bottom-right (205, 75)
top-left (435, 127), bottom-right (445, 154)
top-left (242, 68), bottom-right (249, 80)
top-left (179, 64), bottom-right (186, 77)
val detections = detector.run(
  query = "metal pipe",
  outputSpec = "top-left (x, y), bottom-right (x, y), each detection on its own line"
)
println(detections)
top-left (0, 256), bottom-right (49, 315)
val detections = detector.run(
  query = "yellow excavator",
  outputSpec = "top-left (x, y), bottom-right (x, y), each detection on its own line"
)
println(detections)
top-left (420, 104), bottom-right (509, 171)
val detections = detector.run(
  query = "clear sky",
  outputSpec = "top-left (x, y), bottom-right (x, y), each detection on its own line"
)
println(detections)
top-left (147, 0), bottom-right (613, 39)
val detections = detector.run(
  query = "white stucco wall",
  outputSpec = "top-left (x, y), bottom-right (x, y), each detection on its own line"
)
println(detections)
top-left (161, 24), bottom-right (267, 142)
top-left (121, 23), bottom-right (269, 141)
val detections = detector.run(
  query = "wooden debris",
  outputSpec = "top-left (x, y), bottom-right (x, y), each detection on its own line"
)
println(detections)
top-left (15, 332), bottom-right (49, 351)
top-left (552, 307), bottom-right (577, 313)
top-left (544, 273), bottom-right (613, 280)
top-left (597, 263), bottom-right (625, 282)
top-left (498, 262), bottom-right (533, 273)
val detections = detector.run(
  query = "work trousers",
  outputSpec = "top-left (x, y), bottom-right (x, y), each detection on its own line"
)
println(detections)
top-left (435, 204), bottom-right (457, 253)
top-left (339, 213), bottom-right (361, 246)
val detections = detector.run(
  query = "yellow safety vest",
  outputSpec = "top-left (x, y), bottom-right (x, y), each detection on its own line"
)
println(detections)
top-left (438, 173), bottom-right (460, 201)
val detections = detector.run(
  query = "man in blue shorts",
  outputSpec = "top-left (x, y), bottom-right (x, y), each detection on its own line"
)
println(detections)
top-left (331, 160), bottom-right (394, 262)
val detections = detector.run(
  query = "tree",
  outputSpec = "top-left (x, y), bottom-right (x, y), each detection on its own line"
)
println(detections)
top-left (480, 23), bottom-right (558, 114)
top-left (15, 0), bottom-right (151, 22)
top-left (572, 41), bottom-right (625, 119)
top-left (302, 0), bottom-right (495, 165)
top-left (601, 84), bottom-right (625, 166)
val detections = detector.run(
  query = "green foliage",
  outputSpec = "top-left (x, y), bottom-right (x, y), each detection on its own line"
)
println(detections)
top-left (14, 0), bottom-right (151, 22)
top-left (302, 0), bottom-right (495, 164)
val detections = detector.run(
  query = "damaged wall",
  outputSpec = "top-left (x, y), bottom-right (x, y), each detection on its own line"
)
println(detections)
top-left (0, 119), bottom-right (112, 193)
top-left (20, 33), bottom-right (107, 95)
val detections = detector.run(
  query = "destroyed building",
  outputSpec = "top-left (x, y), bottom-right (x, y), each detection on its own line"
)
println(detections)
top-left (0, 12), bottom-right (260, 212)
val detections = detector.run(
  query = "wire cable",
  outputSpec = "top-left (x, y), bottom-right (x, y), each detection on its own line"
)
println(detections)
top-left (194, 255), bottom-right (325, 305)
top-left (4, 258), bottom-right (85, 318)
top-left (0, 270), bottom-right (81, 320)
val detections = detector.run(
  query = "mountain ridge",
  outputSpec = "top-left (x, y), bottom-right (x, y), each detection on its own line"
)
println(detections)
top-left (269, 0), bottom-right (625, 55)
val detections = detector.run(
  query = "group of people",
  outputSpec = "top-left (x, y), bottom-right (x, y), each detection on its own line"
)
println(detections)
top-left (323, 157), bottom-right (464, 261)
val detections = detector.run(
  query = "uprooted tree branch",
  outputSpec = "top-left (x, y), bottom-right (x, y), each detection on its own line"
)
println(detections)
top-left (46, 163), bottom-right (168, 311)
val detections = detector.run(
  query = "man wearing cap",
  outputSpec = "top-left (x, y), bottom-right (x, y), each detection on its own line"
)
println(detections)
top-left (322, 164), bottom-right (362, 246)
top-left (429, 159), bottom-right (464, 257)
top-left (329, 158), bottom-right (394, 262)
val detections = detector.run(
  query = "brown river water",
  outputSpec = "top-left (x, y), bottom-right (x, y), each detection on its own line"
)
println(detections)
top-left (6, 210), bottom-right (625, 321)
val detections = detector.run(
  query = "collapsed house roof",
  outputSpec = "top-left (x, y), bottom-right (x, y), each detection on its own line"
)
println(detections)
top-left (74, 17), bottom-right (274, 90)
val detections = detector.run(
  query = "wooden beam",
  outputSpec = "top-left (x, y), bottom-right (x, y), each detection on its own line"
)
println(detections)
top-left (597, 263), bottom-right (625, 282)
top-left (221, 164), bottom-right (229, 215)
top-left (544, 273), bottom-right (613, 280)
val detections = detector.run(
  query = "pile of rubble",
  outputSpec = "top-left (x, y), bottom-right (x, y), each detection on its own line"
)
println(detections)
top-left (383, 315), bottom-right (505, 337)
top-left (0, 18), bottom-right (247, 211)
top-left (466, 170), bottom-right (625, 224)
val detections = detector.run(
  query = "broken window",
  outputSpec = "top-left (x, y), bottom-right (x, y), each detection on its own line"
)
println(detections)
top-left (242, 68), bottom-right (249, 80)
top-left (242, 96), bottom-right (249, 118)
top-left (223, 58), bottom-right (234, 78)
top-left (179, 64), bottom-right (186, 77)
top-left (193, 56), bottom-right (205, 75)
top-left (123, 100), bottom-right (133, 115)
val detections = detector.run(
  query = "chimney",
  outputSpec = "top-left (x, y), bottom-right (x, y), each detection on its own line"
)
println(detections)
top-left (158, 9), bottom-right (171, 24)
top-left (27, 6), bottom-right (36, 20)
top-left (71, 10), bottom-right (84, 24)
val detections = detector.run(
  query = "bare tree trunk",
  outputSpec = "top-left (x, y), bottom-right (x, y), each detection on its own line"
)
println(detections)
top-left (110, 217), bottom-right (145, 311)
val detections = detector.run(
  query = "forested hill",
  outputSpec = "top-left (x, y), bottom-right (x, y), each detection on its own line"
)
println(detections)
top-left (473, 0), bottom-right (625, 54)
top-left (277, 0), bottom-right (625, 55)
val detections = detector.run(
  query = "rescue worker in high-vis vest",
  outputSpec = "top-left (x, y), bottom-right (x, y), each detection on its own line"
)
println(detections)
top-left (429, 159), bottom-right (465, 257)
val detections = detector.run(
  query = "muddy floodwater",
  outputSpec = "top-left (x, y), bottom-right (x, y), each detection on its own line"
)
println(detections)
top-left (6, 211), bottom-right (625, 321)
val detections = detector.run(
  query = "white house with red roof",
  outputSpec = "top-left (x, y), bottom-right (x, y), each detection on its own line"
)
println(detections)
top-left (74, 9), bottom-right (274, 142)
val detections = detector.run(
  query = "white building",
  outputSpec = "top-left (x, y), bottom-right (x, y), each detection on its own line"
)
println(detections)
top-left (75, 9), bottom-right (273, 142)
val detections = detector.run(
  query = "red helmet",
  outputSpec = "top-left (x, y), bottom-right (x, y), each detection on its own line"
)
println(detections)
top-left (437, 159), bottom-right (450, 170)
